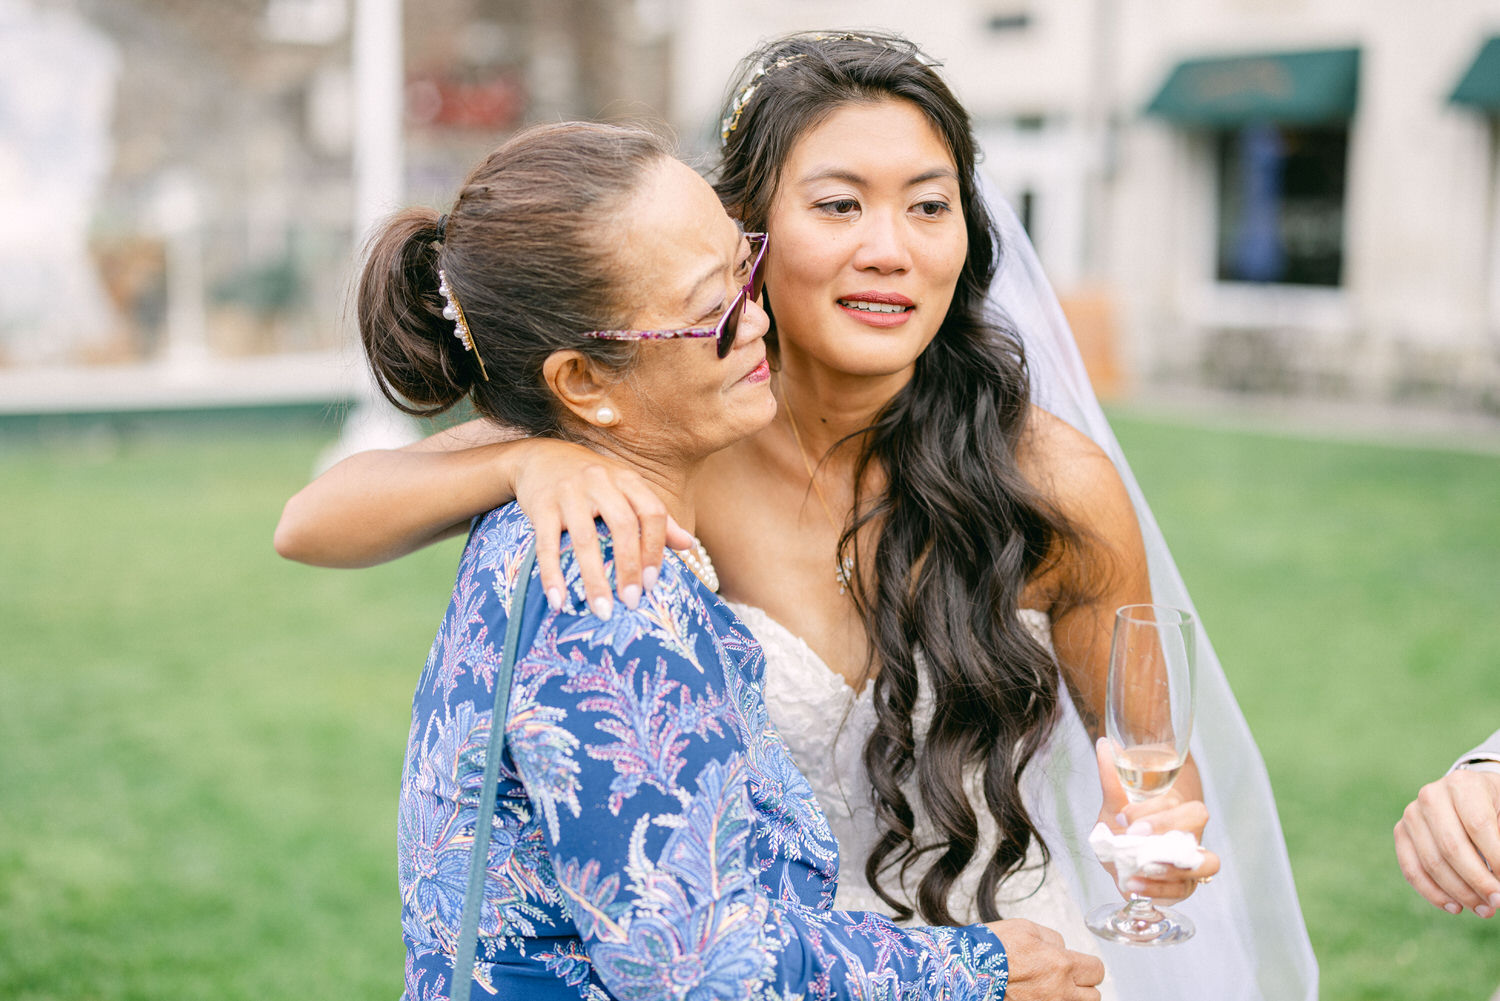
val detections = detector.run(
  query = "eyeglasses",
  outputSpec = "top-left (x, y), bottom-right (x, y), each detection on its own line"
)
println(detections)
top-left (583, 232), bottom-right (767, 359)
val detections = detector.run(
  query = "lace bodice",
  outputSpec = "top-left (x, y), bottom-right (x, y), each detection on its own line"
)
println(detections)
top-left (728, 602), bottom-right (1114, 994)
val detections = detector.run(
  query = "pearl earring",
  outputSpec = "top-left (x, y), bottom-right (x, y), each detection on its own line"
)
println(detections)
top-left (595, 406), bottom-right (617, 426)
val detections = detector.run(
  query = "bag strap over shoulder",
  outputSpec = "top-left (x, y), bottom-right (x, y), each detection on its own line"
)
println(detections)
top-left (451, 542), bottom-right (538, 998)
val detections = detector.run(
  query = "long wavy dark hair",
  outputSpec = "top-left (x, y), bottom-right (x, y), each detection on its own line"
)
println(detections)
top-left (715, 32), bottom-right (1086, 925)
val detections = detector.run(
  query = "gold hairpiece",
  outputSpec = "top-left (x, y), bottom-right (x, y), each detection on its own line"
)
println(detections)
top-left (438, 269), bottom-right (490, 382)
top-left (718, 34), bottom-right (897, 144)
top-left (720, 54), bottom-right (805, 142)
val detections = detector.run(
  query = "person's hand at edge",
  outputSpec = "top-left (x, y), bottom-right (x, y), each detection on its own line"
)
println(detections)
top-left (1395, 765), bottom-right (1500, 918)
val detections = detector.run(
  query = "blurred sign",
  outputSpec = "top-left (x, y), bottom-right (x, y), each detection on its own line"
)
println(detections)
top-left (406, 73), bottom-right (525, 129)
top-left (1146, 48), bottom-right (1360, 126)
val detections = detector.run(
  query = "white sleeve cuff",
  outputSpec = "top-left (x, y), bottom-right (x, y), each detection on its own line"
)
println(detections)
top-left (1452, 755), bottom-right (1500, 776)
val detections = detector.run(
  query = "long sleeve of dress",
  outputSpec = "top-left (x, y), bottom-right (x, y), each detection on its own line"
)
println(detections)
top-left (502, 546), bottom-right (1009, 1001)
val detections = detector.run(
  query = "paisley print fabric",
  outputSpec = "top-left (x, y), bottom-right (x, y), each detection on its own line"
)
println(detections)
top-left (397, 503), bottom-right (1010, 1001)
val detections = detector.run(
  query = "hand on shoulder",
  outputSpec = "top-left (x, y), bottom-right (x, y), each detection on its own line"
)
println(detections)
top-left (510, 438), bottom-right (692, 618)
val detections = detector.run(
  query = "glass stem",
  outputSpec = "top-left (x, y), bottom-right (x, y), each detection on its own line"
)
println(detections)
top-left (1122, 893), bottom-right (1163, 931)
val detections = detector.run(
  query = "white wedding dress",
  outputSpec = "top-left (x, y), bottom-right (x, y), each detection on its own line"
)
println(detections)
top-left (730, 601), bottom-right (1120, 1001)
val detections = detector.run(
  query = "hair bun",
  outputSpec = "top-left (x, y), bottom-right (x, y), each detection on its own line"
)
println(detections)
top-left (357, 208), bottom-right (472, 415)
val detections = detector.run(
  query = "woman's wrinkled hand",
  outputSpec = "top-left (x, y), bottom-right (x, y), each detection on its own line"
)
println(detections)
top-left (512, 439), bottom-right (694, 618)
top-left (982, 919), bottom-right (1104, 1001)
top-left (1094, 738), bottom-right (1220, 902)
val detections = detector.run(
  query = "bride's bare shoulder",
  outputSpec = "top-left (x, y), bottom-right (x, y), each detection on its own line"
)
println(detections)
top-left (1017, 405), bottom-right (1140, 546)
top-left (1017, 405), bottom-right (1110, 485)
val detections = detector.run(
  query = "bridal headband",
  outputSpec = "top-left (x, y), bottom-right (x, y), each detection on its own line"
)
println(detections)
top-left (719, 53), bottom-right (808, 142)
top-left (720, 32), bottom-right (909, 143)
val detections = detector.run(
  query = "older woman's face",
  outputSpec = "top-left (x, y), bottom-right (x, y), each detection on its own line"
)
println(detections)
top-left (605, 157), bottom-right (776, 459)
top-left (761, 99), bottom-right (967, 382)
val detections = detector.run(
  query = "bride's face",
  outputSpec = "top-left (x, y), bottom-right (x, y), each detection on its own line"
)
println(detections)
top-left (761, 99), bottom-right (968, 381)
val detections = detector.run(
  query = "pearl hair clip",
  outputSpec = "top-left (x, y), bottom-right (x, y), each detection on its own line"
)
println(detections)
top-left (438, 268), bottom-right (490, 382)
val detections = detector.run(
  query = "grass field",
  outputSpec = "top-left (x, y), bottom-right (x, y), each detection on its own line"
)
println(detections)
top-left (1, 416), bottom-right (1497, 999)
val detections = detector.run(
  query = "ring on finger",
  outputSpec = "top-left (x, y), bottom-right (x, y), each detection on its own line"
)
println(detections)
top-left (1196, 875), bottom-right (1214, 885)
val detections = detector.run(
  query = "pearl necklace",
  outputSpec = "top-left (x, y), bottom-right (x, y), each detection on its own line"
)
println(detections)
top-left (674, 538), bottom-right (719, 592)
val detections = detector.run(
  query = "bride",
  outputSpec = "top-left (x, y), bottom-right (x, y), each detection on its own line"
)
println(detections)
top-left (277, 32), bottom-right (1315, 1001)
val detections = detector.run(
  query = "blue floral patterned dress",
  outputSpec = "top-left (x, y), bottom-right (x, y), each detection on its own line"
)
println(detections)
top-left (398, 503), bottom-right (1010, 1001)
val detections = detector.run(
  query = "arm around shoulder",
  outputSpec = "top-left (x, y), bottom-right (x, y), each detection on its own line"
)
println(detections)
top-left (273, 419), bottom-right (526, 567)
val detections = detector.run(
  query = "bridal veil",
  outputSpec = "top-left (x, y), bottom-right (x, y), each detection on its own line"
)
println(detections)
top-left (982, 179), bottom-right (1320, 1001)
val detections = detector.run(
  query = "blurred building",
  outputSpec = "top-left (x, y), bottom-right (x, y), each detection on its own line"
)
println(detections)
top-left (7, 0), bottom-right (1500, 416)
top-left (1103, 0), bottom-right (1500, 411)
top-left (670, 0), bottom-right (1500, 411)
top-left (2, 0), bottom-right (664, 374)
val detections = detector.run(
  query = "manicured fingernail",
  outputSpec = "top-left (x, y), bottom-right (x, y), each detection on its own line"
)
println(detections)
top-left (590, 596), bottom-right (613, 620)
top-left (1125, 878), bottom-right (1147, 894)
top-left (1489, 893), bottom-right (1500, 908)
top-left (546, 588), bottom-right (563, 611)
top-left (1143, 863), bottom-right (1169, 878)
top-left (1478, 905), bottom-right (1495, 919)
top-left (1127, 820), bottom-right (1154, 836)
top-left (641, 566), bottom-right (659, 593)
top-left (620, 584), bottom-right (641, 610)
top-left (1444, 902), bottom-right (1462, 915)
top-left (1114, 813), bottom-right (1129, 829)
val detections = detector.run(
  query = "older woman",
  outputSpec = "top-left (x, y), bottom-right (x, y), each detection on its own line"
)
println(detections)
top-left (356, 122), bottom-right (1098, 1001)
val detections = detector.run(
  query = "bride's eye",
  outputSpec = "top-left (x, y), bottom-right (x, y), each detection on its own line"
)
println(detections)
top-left (814, 197), bottom-right (860, 217)
top-left (914, 199), bottom-right (952, 218)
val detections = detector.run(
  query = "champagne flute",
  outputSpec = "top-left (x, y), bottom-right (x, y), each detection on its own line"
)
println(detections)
top-left (1086, 603), bottom-right (1199, 946)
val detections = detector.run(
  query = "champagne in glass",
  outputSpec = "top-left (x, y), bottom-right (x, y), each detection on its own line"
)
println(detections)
top-left (1086, 603), bottom-right (1199, 946)
top-left (1114, 744), bottom-right (1185, 800)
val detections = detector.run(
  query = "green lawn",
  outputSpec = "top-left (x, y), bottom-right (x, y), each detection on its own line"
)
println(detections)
top-left (1111, 414), bottom-right (1500, 999)
top-left (1, 417), bottom-right (1497, 999)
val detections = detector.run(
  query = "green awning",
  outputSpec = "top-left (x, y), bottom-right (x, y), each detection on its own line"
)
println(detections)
top-left (1146, 48), bottom-right (1360, 126)
top-left (1451, 38), bottom-right (1500, 109)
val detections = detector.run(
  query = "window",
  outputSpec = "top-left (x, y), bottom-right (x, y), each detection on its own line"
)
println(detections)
top-left (1215, 123), bottom-right (1348, 286)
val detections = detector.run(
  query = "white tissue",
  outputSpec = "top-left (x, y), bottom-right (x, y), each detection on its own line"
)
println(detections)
top-left (1088, 822), bottom-right (1205, 884)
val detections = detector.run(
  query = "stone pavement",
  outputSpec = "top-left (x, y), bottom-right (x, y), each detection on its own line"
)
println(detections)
top-left (1110, 384), bottom-right (1500, 457)
top-left (0, 352), bottom-right (365, 417)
